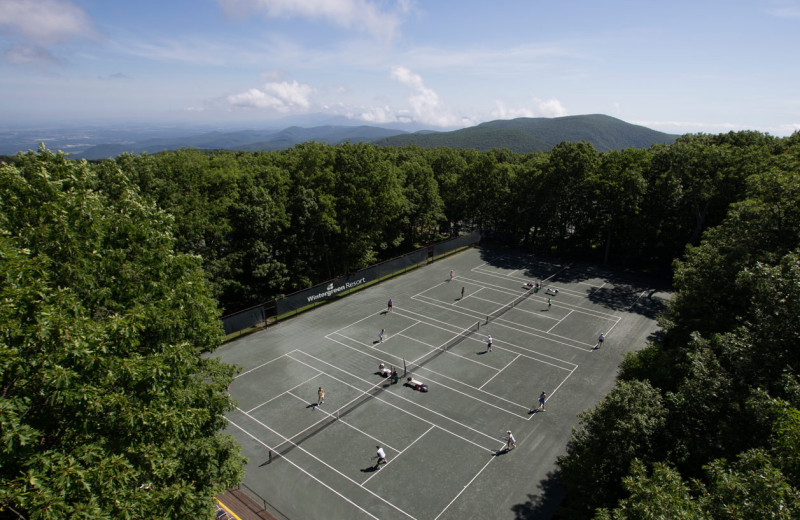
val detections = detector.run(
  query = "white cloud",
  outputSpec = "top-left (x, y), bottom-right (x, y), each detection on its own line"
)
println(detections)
top-left (636, 120), bottom-right (800, 136)
top-left (537, 98), bottom-right (568, 117)
top-left (0, 0), bottom-right (96, 45)
top-left (390, 66), bottom-right (462, 127)
top-left (217, 0), bottom-right (406, 42)
top-left (491, 97), bottom-right (569, 120)
top-left (491, 102), bottom-right (536, 119)
top-left (227, 80), bottom-right (315, 112)
top-left (357, 105), bottom-right (401, 124)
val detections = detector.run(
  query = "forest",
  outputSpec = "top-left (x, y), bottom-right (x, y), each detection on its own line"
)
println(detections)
top-left (1, 129), bottom-right (799, 518)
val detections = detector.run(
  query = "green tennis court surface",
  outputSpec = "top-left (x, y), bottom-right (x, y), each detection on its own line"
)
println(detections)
top-left (213, 246), bottom-right (669, 519)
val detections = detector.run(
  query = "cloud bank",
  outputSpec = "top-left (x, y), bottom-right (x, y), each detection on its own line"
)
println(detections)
top-left (227, 80), bottom-right (315, 112)
top-left (0, 0), bottom-right (96, 66)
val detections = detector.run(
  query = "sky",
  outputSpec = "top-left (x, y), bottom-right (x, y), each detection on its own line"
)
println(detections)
top-left (1, 0), bottom-right (799, 136)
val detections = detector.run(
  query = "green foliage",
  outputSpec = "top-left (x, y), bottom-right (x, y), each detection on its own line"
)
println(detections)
top-left (701, 449), bottom-right (800, 519)
top-left (557, 380), bottom-right (667, 519)
top-left (595, 460), bottom-right (705, 520)
top-left (4, 128), bottom-right (797, 518)
top-left (596, 452), bottom-right (800, 520)
top-left (0, 148), bottom-right (244, 519)
top-left (556, 131), bottom-right (800, 518)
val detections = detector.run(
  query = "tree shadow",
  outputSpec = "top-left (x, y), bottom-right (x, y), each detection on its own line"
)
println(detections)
top-left (477, 245), bottom-right (671, 320)
top-left (510, 469), bottom-right (565, 520)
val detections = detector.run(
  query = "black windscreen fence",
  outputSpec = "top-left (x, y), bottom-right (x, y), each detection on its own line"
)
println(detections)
top-left (276, 247), bottom-right (428, 316)
top-left (432, 229), bottom-right (481, 257)
top-left (222, 231), bottom-right (482, 336)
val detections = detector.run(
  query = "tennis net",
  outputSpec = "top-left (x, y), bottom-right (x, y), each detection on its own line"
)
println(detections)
top-left (485, 267), bottom-right (566, 324)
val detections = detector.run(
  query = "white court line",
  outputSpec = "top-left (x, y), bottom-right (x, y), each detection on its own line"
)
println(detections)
top-left (247, 371), bottom-right (323, 413)
top-left (225, 419), bottom-right (384, 520)
top-left (333, 328), bottom-right (572, 397)
top-left (626, 290), bottom-right (650, 312)
top-left (409, 320), bottom-right (479, 366)
top-left (395, 305), bottom-right (486, 335)
top-left (547, 309), bottom-right (573, 334)
top-left (286, 390), bottom-right (398, 452)
top-left (390, 319), bottom-right (423, 342)
top-left (471, 269), bottom-right (592, 298)
top-left (268, 358), bottom-right (390, 453)
top-left (413, 278), bottom-right (450, 299)
top-left (489, 316), bottom-right (595, 351)
top-left (410, 296), bottom-right (591, 355)
top-left (326, 334), bottom-right (536, 418)
top-left (409, 294), bottom-right (499, 324)
top-left (391, 307), bottom-right (578, 369)
top-left (451, 274), bottom-right (527, 296)
top-left (361, 425), bottom-right (435, 486)
top-left (479, 354), bottom-right (520, 391)
top-left (471, 263), bottom-right (595, 290)
top-left (292, 348), bottom-right (506, 452)
top-left (434, 455), bottom-right (497, 520)
top-left (459, 285), bottom-right (485, 303)
top-left (234, 407), bottom-right (418, 520)
top-left (600, 294), bottom-right (641, 340)
top-left (236, 353), bottom-right (292, 379)
top-left (289, 350), bottom-right (499, 452)
top-left (585, 281), bottom-right (607, 299)
top-left (526, 365), bottom-right (578, 421)
top-left (395, 331), bottom-right (500, 371)
top-left (434, 280), bottom-right (620, 318)
top-left (414, 290), bottom-right (621, 331)
top-left (328, 308), bottom-right (385, 337)
top-left (454, 292), bottom-right (521, 308)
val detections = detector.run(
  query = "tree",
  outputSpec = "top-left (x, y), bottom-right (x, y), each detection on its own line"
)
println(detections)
top-left (557, 380), bottom-right (667, 519)
top-left (0, 148), bottom-right (244, 519)
top-left (595, 460), bottom-right (704, 520)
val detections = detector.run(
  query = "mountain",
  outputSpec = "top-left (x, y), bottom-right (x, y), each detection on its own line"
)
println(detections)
top-left (372, 114), bottom-right (678, 152)
top-left (2, 115), bottom-right (680, 160)
top-left (78, 125), bottom-right (408, 159)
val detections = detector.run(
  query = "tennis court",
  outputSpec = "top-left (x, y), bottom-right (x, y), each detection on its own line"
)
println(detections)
top-left (214, 246), bottom-right (668, 519)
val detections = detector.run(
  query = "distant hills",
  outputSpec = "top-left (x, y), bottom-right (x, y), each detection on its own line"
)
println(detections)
top-left (73, 125), bottom-right (405, 160)
top-left (372, 114), bottom-right (678, 152)
top-left (3, 115), bottom-right (679, 160)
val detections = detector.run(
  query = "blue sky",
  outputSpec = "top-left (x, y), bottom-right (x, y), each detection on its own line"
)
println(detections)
top-left (1, 0), bottom-right (799, 135)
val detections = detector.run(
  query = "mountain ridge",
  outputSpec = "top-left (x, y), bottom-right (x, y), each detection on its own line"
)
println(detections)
top-left (372, 114), bottom-right (678, 152)
top-left (4, 114), bottom-right (679, 159)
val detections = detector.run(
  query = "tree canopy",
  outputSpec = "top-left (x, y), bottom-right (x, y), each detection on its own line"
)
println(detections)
top-left (557, 132), bottom-right (800, 519)
top-left (1, 148), bottom-right (244, 519)
top-left (2, 128), bottom-right (798, 518)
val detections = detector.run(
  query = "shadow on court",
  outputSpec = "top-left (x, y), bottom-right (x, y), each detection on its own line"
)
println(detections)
top-left (221, 244), bottom-right (668, 520)
top-left (477, 247), bottom-right (670, 319)
top-left (510, 470), bottom-right (564, 520)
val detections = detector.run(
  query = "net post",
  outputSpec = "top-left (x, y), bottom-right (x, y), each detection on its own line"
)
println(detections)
top-left (268, 449), bottom-right (272, 463)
